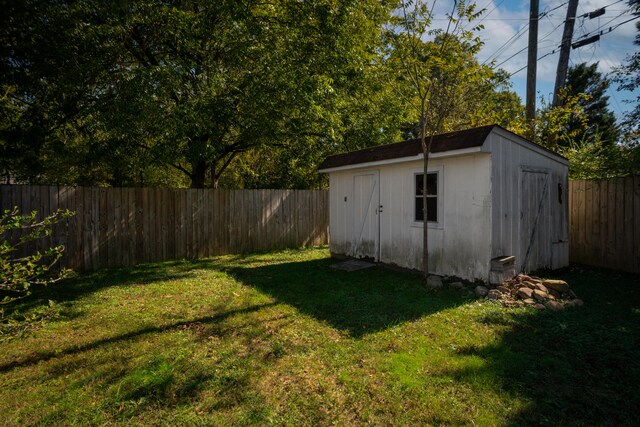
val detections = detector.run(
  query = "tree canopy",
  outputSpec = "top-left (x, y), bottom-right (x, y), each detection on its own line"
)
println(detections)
top-left (563, 62), bottom-right (619, 146)
top-left (2, 0), bottom-right (400, 188)
top-left (1, 0), bottom-right (532, 189)
top-left (613, 0), bottom-right (640, 143)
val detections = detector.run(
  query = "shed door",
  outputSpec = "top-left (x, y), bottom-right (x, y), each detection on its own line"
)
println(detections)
top-left (350, 171), bottom-right (380, 261)
top-left (520, 170), bottom-right (552, 272)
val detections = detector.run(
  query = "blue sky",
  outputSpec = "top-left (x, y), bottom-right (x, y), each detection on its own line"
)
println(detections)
top-left (435, 0), bottom-right (638, 119)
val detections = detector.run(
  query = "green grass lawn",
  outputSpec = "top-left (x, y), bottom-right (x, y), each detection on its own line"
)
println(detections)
top-left (1, 247), bottom-right (639, 426)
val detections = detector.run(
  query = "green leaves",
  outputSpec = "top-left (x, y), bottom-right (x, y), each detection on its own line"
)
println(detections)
top-left (386, 1), bottom-right (518, 139)
top-left (0, 207), bottom-right (73, 321)
top-left (2, 0), bottom-right (400, 188)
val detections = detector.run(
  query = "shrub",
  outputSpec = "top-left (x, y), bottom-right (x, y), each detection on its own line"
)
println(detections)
top-left (1, 207), bottom-right (74, 326)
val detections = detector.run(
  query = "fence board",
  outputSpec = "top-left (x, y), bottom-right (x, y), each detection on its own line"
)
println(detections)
top-left (569, 177), bottom-right (640, 274)
top-left (590, 181), bottom-right (600, 263)
top-left (635, 177), bottom-right (640, 273)
top-left (70, 187), bottom-right (81, 269)
top-left (129, 188), bottom-right (137, 266)
top-left (81, 187), bottom-right (90, 271)
top-left (615, 179), bottom-right (623, 271)
top-left (0, 185), bottom-right (329, 271)
top-left (624, 177), bottom-right (634, 273)
top-left (47, 186), bottom-right (58, 258)
top-left (221, 189), bottom-right (229, 255)
top-left (598, 180), bottom-right (608, 268)
top-left (635, 177), bottom-right (640, 272)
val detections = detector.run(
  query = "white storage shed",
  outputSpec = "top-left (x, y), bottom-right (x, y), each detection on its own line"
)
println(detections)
top-left (318, 124), bottom-right (569, 282)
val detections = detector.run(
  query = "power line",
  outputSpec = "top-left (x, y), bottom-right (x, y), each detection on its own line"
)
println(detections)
top-left (475, 0), bottom-right (507, 27)
top-left (571, 10), bottom-right (636, 44)
top-left (481, 23), bottom-right (530, 65)
top-left (578, 0), bottom-right (626, 17)
top-left (545, 0), bottom-right (570, 15)
top-left (495, 45), bottom-right (529, 68)
top-left (508, 49), bottom-right (558, 77)
top-left (481, 3), bottom-right (564, 66)
top-left (539, 16), bottom-right (566, 43)
top-left (507, 12), bottom-right (639, 78)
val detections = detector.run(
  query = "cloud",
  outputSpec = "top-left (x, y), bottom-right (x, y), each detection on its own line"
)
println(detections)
top-left (397, 0), bottom-right (638, 115)
top-left (467, 0), bottom-right (637, 81)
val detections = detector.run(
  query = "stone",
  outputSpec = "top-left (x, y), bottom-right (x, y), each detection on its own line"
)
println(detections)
top-left (573, 299), bottom-right (584, 307)
top-left (427, 275), bottom-right (444, 290)
top-left (519, 274), bottom-right (533, 281)
top-left (522, 281), bottom-right (537, 289)
top-left (523, 298), bottom-right (536, 305)
top-left (564, 300), bottom-right (574, 308)
top-left (449, 281), bottom-right (465, 290)
top-left (543, 279), bottom-right (570, 293)
top-left (534, 283), bottom-right (549, 293)
top-left (496, 285), bottom-right (510, 294)
top-left (547, 294), bottom-right (556, 301)
top-left (546, 300), bottom-right (564, 311)
top-left (549, 289), bottom-right (561, 299)
top-left (518, 287), bottom-right (534, 299)
top-left (534, 303), bottom-right (546, 310)
top-left (475, 285), bottom-right (489, 297)
top-left (487, 289), bottom-right (502, 300)
top-left (533, 289), bottom-right (548, 302)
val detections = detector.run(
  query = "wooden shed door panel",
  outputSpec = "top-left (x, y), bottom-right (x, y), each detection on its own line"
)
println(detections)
top-left (520, 170), bottom-right (552, 272)
top-left (350, 172), bottom-right (379, 261)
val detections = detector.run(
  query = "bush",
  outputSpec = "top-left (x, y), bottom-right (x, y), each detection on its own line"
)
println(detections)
top-left (1, 207), bottom-right (74, 329)
top-left (560, 136), bottom-right (640, 179)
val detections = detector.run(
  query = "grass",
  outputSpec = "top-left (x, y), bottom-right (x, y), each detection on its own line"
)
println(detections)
top-left (1, 247), bottom-right (639, 426)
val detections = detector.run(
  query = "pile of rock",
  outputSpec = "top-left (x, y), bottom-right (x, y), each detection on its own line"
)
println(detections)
top-left (474, 274), bottom-right (583, 311)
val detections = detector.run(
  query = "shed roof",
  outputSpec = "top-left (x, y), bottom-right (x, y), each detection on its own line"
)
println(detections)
top-left (318, 124), bottom-right (565, 171)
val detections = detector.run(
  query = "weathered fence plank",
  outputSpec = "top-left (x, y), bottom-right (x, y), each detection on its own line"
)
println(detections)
top-left (1, 185), bottom-right (329, 271)
top-left (569, 178), bottom-right (640, 274)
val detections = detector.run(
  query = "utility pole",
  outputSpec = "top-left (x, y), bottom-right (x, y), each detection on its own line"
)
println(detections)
top-left (553, 0), bottom-right (579, 107)
top-left (526, 0), bottom-right (539, 140)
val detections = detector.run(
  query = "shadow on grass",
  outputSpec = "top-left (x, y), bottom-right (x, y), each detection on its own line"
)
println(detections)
top-left (452, 268), bottom-right (640, 425)
top-left (0, 302), bottom-right (277, 374)
top-left (6, 258), bottom-right (225, 316)
top-left (227, 258), bottom-right (471, 338)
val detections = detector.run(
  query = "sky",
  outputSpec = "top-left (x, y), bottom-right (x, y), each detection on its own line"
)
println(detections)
top-left (434, 0), bottom-right (638, 119)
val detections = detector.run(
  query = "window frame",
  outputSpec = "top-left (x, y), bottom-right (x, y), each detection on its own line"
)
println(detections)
top-left (412, 166), bottom-right (444, 229)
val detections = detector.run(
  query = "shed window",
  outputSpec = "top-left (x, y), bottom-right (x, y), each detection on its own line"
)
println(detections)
top-left (415, 173), bottom-right (438, 223)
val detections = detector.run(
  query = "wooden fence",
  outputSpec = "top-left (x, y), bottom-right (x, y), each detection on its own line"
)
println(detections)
top-left (569, 177), bottom-right (640, 274)
top-left (0, 185), bottom-right (328, 271)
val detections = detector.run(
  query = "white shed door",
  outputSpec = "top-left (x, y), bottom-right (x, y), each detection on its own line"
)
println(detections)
top-left (350, 171), bottom-right (379, 261)
top-left (520, 170), bottom-right (552, 272)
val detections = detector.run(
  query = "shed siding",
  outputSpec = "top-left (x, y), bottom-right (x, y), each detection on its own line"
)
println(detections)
top-left (329, 153), bottom-right (493, 281)
top-left (486, 128), bottom-right (569, 272)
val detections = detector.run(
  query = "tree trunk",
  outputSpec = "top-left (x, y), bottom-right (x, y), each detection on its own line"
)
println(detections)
top-left (422, 143), bottom-right (429, 280)
top-left (420, 110), bottom-right (429, 280)
top-left (190, 160), bottom-right (208, 188)
top-left (210, 164), bottom-right (220, 189)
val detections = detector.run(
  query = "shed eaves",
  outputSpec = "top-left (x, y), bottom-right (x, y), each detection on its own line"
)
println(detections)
top-left (318, 124), bottom-right (496, 170)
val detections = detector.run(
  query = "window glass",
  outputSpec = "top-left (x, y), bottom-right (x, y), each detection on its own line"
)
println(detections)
top-left (415, 173), bottom-right (438, 223)
top-left (427, 173), bottom-right (437, 195)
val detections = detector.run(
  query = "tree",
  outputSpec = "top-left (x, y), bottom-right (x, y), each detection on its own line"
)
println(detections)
top-left (613, 1), bottom-right (640, 143)
top-left (387, 0), bottom-right (485, 280)
top-left (1, 0), bottom-right (396, 188)
top-left (563, 62), bottom-right (619, 146)
top-left (560, 135), bottom-right (640, 179)
top-left (515, 91), bottom-right (588, 149)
